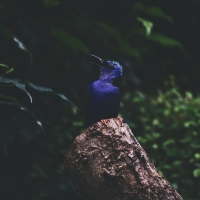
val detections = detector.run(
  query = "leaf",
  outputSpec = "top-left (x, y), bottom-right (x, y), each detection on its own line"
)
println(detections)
top-left (0, 63), bottom-right (14, 76)
top-left (97, 22), bottom-right (140, 60)
top-left (194, 153), bottom-right (200, 159)
top-left (0, 25), bottom-right (30, 53)
top-left (28, 82), bottom-right (52, 92)
top-left (12, 82), bottom-right (32, 103)
top-left (0, 76), bottom-right (18, 83)
top-left (27, 82), bottom-right (78, 109)
top-left (193, 169), bottom-right (200, 177)
top-left (0, 77), bottom-right (32, 103)
top-left (172, 183), bottom-right (178, 190)
top-left (149, 33), bottom-right (183, 48)
top-left (185, 91), bottom-right (193, 99)
top-left (0, 94), bottom-right (17, 102)
top-left (0, 77), bottom-right (77, 108)
top-left (3, 68), bottom-right (14, 76)
top-left (13, 37), bottom-right (28, 51)
top-left (20, 107), bottom-right (44, 130)
top-left (50, 27), bottom-right (90, 53)
top-left (134, 2), bottom-right (172, 22)
top-left (0, 63), bottom-right (9, 68)
top-left (0, 25), bottom-right (33, 66)
top-left (163, 139), bottom-right (175, 148)
top-left (137, 17), bottom-right (153, 36)
top-left (134, 29), bottom-right (183, 48)
top-left (56, 93), bottom-right (69, 101)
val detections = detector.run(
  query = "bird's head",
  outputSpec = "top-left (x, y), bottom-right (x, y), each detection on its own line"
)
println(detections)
top-left (90, 54), bottom-right (123, 83)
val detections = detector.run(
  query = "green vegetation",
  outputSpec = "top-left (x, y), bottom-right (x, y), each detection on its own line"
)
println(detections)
top-left (0, 0), bottom-right (200, 199)
top-left (122, 82), bottom-right (200, 199)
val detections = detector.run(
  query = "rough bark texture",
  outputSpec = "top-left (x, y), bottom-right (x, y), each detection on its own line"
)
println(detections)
top-left (64, 118), bottom-right (183, 200)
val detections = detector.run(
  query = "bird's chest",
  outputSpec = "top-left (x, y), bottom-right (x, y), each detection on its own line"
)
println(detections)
top-left (94, 83), bottom-right (119, 99)
top-left (93, 84), bottom-right (119, 104)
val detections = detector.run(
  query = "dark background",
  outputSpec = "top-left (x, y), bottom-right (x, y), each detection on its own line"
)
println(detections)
top-left (0, 0), bottom-right (200, 199)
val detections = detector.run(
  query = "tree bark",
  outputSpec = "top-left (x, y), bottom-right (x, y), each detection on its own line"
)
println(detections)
top-left (64, 118), bottom-right (183, 200)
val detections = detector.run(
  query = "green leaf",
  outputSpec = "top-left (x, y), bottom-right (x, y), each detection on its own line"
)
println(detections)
top-left (137, 17), bottom-right (153, 36)
top-left (172, 183), bottom-right (178, 190)
top-left (193, 168), bottom-right (200, 177)
top-left (0, 63), bottom-right (14, 76)
top-left (50, 27), bottom-right (90, 53)
top-left (173, 161), bottom-right (182, 166)
top-left (134, 29), bottom-right (183, 48)
top-left (163, 139), bottom-right (175, 148)
top-left (194, 153), bottom-right (200, 159)
top-left (0, 63), bottom-right (9, 68)
top-left (3, 68), bottom-right (14, 76)
top-left (185, 91), bottom-right (193, 99)
top-left (190, 143), bottom-right (200, 149)
top-left (134, 2), bottom-right (172, 21)
top-left (149, 33), bottom-right (183, 48)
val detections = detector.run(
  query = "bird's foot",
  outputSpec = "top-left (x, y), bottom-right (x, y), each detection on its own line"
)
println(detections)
top-left (100, 119), bottom-right (109, 125)
top-left (100, 117), bottom-right (123, 125)
top-left (116, 117), bottom-right (123, 123)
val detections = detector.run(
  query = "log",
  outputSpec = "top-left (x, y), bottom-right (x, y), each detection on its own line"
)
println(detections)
top-left (64, 118), bottom-right (183, 200)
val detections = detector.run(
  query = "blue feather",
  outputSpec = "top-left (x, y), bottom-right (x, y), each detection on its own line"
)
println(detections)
top-left (85, 56), bottom-right (123, 128)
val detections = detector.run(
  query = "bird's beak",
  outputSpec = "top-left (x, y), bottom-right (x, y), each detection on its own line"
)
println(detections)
top-left (90, 54), bottom-right (104, 63)
top-left (87, 62), bottom-right (102, 68)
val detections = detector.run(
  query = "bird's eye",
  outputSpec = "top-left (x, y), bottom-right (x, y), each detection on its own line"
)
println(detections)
top-left (104, 61), bottom-right (114, 69)
top-left (108, 64), bottom-right (114, 69)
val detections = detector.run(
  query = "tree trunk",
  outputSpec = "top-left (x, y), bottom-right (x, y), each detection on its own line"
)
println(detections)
top-left (64, 118), bottom-right (183, 200)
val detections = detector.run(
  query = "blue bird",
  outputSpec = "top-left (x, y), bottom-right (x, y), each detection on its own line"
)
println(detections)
top-left (85, 54), bottom-right (123, 128)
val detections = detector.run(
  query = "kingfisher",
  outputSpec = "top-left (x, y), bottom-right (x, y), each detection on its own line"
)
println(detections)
top-left (85, 54), bottom-right (123, 128)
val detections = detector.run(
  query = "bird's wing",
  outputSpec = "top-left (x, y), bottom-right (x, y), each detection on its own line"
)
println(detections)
top-left (112, 87), bottom-right (120, 117)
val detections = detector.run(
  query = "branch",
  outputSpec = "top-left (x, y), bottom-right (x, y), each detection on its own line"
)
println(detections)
top-left (64, 118), bottom-right (183, 200)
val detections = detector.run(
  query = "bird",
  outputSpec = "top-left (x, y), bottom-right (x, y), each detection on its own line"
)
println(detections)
top-left (85, 54), bottom-right (123, 128)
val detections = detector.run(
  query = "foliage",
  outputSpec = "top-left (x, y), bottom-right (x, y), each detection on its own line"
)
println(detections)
top-left (137, 17), bottom-right (154, 36)
top-left (122, 80), bottom-right (200, 199)
top-left (1, 0), bottom-right (200, 199)
top-left (0, 63), bottom-right (74, 151)
top-left (134, 2), bottom-right (172, 22)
